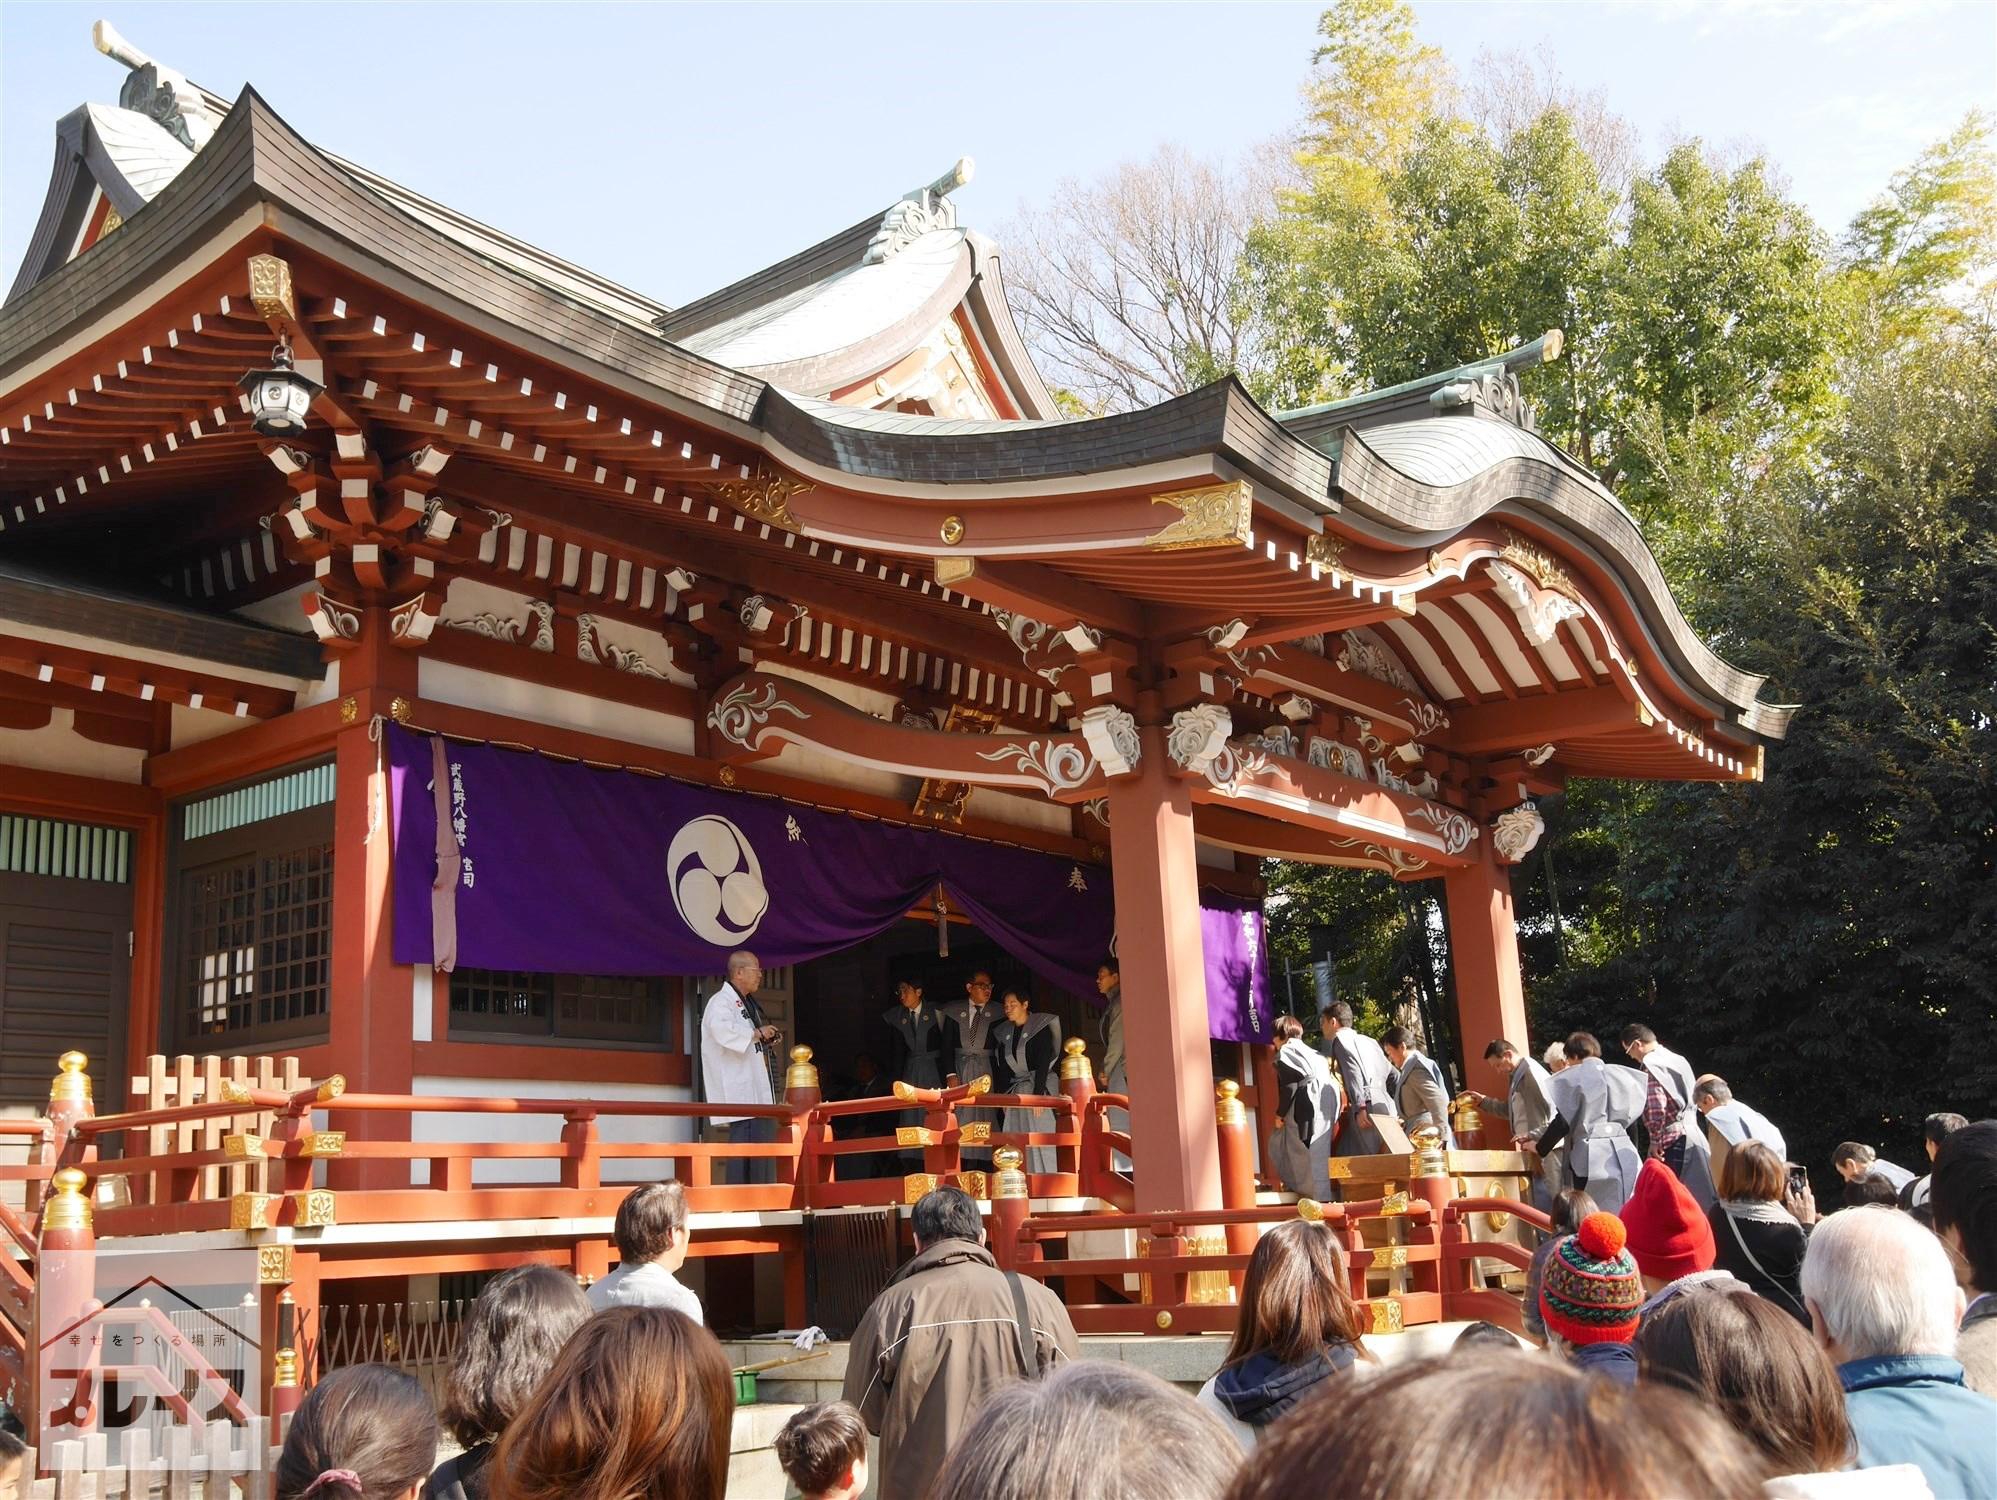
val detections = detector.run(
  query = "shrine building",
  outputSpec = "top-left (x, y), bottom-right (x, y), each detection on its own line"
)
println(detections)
top-left (0, 24), bottom-right (1787, 1339)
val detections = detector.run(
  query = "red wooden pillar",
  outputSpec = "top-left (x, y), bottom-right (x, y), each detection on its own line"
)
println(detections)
top-left (1440, 838), bottom-right (1529, 1070)
top-left (1105, 729), bottom-right (1222, 1216)
top-left (328, 615), bottom-right (419, 1190)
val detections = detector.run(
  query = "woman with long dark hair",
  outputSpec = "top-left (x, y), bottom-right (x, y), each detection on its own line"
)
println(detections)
top-left (274, 1364), bottom-right (438, 1500)
top-left (487, 1307), bottom-right (732, 1500)
top-left (1194, 1220), bottom-right (1371, 1448)
top-left (428, 1264), bottom-right (592, 1498)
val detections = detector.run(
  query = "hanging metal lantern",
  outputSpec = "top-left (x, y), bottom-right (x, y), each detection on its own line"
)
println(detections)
top-left (238, 340), bottom-right (321, 437)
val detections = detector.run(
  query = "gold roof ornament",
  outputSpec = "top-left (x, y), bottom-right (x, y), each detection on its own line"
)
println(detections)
top-left (1305, 532), bottom-right (1343, 571)
top-left (1146, 481), bottom-right (1253, 552)
top-left (49, 1051), bottom-right (92, 1105)
top-left (711, 465), bottom-right (812, 534)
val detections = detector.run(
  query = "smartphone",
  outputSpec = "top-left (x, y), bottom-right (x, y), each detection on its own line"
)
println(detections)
top-left (1786, 1163), bottom-right (1808, 1197)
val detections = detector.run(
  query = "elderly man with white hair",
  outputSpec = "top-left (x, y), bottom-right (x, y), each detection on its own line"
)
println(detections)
top-left (1801, 1205), bottom-right (1997, 1496)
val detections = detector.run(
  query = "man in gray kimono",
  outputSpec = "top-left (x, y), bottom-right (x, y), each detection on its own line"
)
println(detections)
top-left (1692, 1074), bottom-right (1788, 1188)
top-left (942, 969), bottom-right (1003, 1169)
top-left (1622, 1024), bottom-right (1716, 1210)
top-left (1381, 1026), bottom-right (1454, 1146)
top-left (1321, 1002), bottom-right (1399, 1156)
top-left (1472, 1037), bottom-right (1562, 1208)
top-left (1531, 1032), bottom-right (1646, 1213)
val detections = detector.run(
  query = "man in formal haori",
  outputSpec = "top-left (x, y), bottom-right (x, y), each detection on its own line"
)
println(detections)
top-left (1470, 1037), bottom-right (1561, 1208)
top-left (1622, 1024), bottom-right (1716, 1210)
top-left (1321, 1002), bottom-right (1399, 1156)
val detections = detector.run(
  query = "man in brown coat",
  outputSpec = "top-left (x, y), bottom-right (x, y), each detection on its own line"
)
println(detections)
top-left (841, 1186), bottom-right (1078, 1499)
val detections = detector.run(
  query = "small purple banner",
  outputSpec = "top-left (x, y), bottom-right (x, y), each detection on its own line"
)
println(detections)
top-left (388, 724), bottom-right (1116, 997)
top-left (1200, 890), bottom-right (1274, 1044)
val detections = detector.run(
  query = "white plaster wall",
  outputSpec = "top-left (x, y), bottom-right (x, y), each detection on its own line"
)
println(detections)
top-left (0, 712), bottom-right (144, 780)
top-left (407, 1073), bottom-right (695, 1186)
top-left (168, 702), bottom-right (247, 749)
top-left (1196, 839), bottom-right (1238, 870)
top-left (296, 656), bottom-right (339, 711)
top-left (230, 582), bottom-right (315, 634)
top-left (417, 658), bottom-right (696, 754)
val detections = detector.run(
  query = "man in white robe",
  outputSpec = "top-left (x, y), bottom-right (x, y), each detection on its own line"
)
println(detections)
top-left (700, 950), bottom-right (781, 1185)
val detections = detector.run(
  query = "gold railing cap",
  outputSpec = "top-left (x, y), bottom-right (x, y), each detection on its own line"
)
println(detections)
top-left (50, 1051), bottom-right (93, 1104)
top-left (892, 1080), bottom-right (918, 1102)
top-left (790, 1045), bottom-right (813, 1064)
top-left (316, 1074), bottom-right (347, 1102)
top-left (1297, 1197), bottom-right (1326, 1223)
top-left (992, 1147), bottom-right (1024, 1171)
top-left (1063, 1038), bottom-right (1086, 1056)
top-left (1216, 1079), bottom-right (1240, 1100)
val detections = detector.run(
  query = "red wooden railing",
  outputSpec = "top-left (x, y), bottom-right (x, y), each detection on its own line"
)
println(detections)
top-left (3, 1046), bottom-right (1542, 1458)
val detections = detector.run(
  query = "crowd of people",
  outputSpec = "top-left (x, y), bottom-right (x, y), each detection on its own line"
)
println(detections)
top-left (251, 1101), bottom-right (1995, 1500)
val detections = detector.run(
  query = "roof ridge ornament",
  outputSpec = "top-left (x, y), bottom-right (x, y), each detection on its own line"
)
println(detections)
top-left (865, 157), bottom-right (975, 264)
top-left (93, 19), bottom-right (222, 151)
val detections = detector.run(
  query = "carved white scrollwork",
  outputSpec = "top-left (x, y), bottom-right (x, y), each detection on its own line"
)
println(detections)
top-left (1488, 560), bottom-right (1586, 646)
top-left (975, 738), bottom-right (1095, 795)
top-left (446, 599), bottom-right (555, 653)
top-left (1492, 804), bottom-right (1547, 865)
top-left (1204, 740), bottom-right (1271, 791)
top-left (1166, 704), bottom-right (1233, 775)
top-left (1078, 706), bottom-right (1142, 777)
top-left (1524, 743), bottom-right (1557, 767)
top-left (578, 615), bottom-right (668, 678)
top-left (1410, 803), bottom-right (1480, 857)
top-left (1336, 627), bottom-right (1420, 693)
top-left (708, 681), bottom-right (807, 748)
top-left (1328, 838), bottom-right (1430, 875)
top-left (1399, 697), bottom-right (1451, 736)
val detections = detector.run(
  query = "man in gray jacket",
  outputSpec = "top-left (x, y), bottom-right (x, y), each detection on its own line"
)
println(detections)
top-left (1472, 1037), bottom-right (1561, 1207)
top-left (843, 1187), bottom-right (1078, 1500)
top-left (1382, 1026), bottom-right (1454, 1145)
top-left (1321, 1002), bottom-right (1398, 1156)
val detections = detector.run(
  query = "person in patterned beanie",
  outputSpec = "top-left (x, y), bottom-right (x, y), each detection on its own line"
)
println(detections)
top-left (1539, 1211), bottom-right (1645, 1384)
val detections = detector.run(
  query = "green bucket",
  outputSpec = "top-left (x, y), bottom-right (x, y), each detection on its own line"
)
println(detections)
top-left (733, 1369), bottom-right (760, 1405)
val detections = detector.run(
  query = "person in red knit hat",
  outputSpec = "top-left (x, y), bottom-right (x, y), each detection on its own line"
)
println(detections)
top-left (1538, 1211), bottom-right (1646, 1383)
top-left (1620, 1158), bottom-right (1742, 1315)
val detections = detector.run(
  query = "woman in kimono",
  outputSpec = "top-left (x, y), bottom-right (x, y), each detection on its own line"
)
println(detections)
top-left (1267, 1015), bottom-right (1341, 1199)
top-left (993, 988), bottom-right (1063, 1175)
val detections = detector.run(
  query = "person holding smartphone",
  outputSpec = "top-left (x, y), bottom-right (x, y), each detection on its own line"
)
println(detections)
top-left (1709, 1140), bottom-right (1817, 1326)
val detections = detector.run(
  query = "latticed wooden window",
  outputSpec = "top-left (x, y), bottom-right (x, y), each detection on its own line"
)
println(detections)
top-left (179, 842), bottom-right (333, 1040)
top-left (169, 762), bottom-right (335, 1049)
top-left (449, 968), bottom-right (674, 1047)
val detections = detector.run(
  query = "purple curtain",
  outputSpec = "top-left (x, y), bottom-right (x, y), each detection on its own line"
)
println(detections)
top-left (388, 725), bottom-right (1114, 997)
top-left (1200, 890), bottom-right (1274, 1044)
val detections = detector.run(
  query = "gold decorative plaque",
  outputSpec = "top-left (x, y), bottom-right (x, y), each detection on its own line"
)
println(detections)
top-left (1145, 481), bottom-right (1253, 552)
top-left (1367, 1298), bottom-right (1404, 1334)
top-left (711, 465), bottom-right (812, 533)
top-left (258, 1244), bottom-right (295, 1285)
top-left (902, 1172), bottom-right (940, 1205)
top-left (247, 253), bottom-right (297, 324)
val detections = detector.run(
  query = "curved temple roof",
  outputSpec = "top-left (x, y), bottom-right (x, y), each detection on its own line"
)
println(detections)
top-left (0, 56), bottom-right (1788, 821)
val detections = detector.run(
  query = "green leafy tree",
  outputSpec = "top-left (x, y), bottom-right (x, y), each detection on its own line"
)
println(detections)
top-left (1843, 112), bottom-right (1996, 334)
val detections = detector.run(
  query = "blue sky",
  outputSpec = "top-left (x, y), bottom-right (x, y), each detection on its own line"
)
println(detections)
top-left (2, 2), bottom-right (1991, 306)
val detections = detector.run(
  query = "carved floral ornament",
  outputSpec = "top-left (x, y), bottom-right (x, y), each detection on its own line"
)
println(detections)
top-left (709, 465), bottom-right (812, 533)
top-left (1146, 481), bottom-right (1254, 552)
top-left (1492, 803), bottom-right (1547, 865)
top-left (1497, 527), bottom-right (1578, 601)
top-left (975, 706), bottom-right (1139, 797)
top-left (1487, 561), bottom-right (1585, 647)
top-left (446, 600), bottom-right (555, 652)
top-left (708, 680), bottom-right (808, 748)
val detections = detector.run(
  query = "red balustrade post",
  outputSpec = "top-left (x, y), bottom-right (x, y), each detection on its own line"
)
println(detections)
top-left (33, 1166), bottom-right (98, 1445)
top-left (990, 1148), bottom-right (1032, 1271)
top-left (560, 1110), bottom-right (600, 1193)
top-left (269, 1290), bottom-right (303, 1436)
top-left (1410, 1129), bottom-right (1452, 1311)
top-left (1215, 1081), bottom-right (1258, 1294)
top-left (43, 1052), bottom-right (96, 1184)
top-left (1059, 1039), bottom-right (1097, 1194)
top-left (785, 1047), bottom-right (822, 1208)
